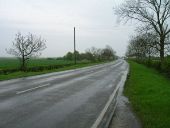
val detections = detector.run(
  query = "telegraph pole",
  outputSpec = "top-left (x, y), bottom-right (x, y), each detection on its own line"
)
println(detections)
top-left (74, 27), bottom-right (76, 65)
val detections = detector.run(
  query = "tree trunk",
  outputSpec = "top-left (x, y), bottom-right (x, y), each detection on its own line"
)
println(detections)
top-left (160, 37), bottom-right (165, 69)
top-left (21, 56), bottom-right (26, 71)
top-left (148, 54), bottom-right (151, 65)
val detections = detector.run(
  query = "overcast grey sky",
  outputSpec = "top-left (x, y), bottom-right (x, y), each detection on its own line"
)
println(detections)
top-left (0, 0), bottom-right (135, 57)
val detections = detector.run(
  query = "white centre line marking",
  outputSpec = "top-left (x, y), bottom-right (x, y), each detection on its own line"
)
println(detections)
top-left (16, 83), bottom-right (50, 95)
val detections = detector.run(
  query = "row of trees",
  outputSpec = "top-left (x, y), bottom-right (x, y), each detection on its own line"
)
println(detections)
top-left (126, 32), bottom-right (170, 61)
top-left (115, 0), bottom-right (170, 67)
top-left (64, 45), bottom-right (117, 62)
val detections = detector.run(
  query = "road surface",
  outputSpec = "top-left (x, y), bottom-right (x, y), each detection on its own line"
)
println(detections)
top-left (0, 59), bottom-right (128, 128)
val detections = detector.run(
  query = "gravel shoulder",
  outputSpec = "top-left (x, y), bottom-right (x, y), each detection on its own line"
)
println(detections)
top-left (109, 69), bottom-right (141, 128)
top-left (109, 95), bottom-right (141, 128)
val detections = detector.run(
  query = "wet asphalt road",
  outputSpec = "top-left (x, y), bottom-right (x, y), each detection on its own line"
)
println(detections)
top-left (0, 59), bottom-right (128, 128)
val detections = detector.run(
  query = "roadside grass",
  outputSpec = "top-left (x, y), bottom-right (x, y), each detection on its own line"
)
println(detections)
top-left (124, 61), bottom-right (170, 128)
top-left (0, 61), bottom-right (106, 81)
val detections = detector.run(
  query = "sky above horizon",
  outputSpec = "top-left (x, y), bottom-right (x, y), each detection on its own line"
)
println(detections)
top-left (0, 0), bottom-right (135, 57)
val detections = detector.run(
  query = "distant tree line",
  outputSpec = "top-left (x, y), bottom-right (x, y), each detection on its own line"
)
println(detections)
top-left (5, 32), bottom-right (116, 73)
top-left (63, 45), bottom-right (117, 62)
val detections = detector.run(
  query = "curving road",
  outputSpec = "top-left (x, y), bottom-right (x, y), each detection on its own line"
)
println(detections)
top-left (0, 59), bottom-right (128, 128)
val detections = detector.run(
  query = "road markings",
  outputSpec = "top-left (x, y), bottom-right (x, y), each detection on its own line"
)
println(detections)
top-left (16, 83), bottom-right (50, 95)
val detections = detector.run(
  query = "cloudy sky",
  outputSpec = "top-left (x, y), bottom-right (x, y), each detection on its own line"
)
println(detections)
top-left (0, 0), bottom-right (135, 57)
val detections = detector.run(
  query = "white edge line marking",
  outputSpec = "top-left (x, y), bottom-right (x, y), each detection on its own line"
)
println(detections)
top-left (91, 69), bottom-right (128, 128)
top-left (16, 83), bottom-right (50, 95)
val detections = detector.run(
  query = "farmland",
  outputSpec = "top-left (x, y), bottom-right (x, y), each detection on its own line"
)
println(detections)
top-left (0, 57), bottom-right (74, 70)
top-left (0, 57), bottom-right (106, 81)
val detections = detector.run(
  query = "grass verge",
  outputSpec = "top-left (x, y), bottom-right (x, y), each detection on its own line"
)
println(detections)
top-left (0, 61), bottom-right (107, 81)
top-left (124, 61), bottom-right (170, 128)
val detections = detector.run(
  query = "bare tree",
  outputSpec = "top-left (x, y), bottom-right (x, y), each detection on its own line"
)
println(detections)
top-left (6, 32), bottom-right (46, 71)
top-left (115, 0), bottom-right (170, 65)
top-left (126, 36), bottom-right (143, 59)
top-left (126, 33), bottom-right (159, 61)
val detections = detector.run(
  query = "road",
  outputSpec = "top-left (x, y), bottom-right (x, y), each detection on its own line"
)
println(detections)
top-left (0, 59), bottom-right (128, 128)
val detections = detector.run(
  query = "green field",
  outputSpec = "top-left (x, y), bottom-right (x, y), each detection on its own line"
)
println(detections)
top-left (0, 57), bottom-right (74, 70)
top-left (0, 57), bottom-right (106, 81)
top-left (125, 61), bottom-right (170, 128)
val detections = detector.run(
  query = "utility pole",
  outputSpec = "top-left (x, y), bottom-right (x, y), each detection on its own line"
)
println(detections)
top-left (74, 27), bottom-right (76, 65)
